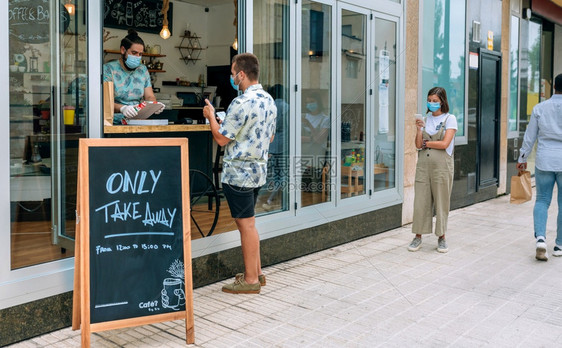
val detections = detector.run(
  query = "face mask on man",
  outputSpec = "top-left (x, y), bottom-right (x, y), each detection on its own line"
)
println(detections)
top-left (230, 72), bottom-right (240, 91)
top-left (124, 54), bottom-right (141, 69)
top-left (306, 102), bottom-right (318, 113)
top-left (427, 102), bottom-right (441, 112)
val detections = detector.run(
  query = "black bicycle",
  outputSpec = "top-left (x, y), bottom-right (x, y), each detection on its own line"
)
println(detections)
top-left (189, 169), bottom-right (220, 237)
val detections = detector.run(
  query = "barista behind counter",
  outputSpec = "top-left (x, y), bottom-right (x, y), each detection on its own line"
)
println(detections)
top-left (103, 29), bottom-right (165, 124)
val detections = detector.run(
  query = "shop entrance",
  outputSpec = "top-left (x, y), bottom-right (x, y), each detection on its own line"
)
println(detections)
top-left (477, 49), bottom-right (501, 190)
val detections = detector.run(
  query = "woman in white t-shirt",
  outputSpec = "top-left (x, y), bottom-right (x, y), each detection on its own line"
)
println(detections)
top-left (408, 87), bottom-right (457, 253)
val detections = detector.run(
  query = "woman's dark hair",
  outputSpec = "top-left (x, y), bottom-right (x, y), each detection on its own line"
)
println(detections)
top-left (121, 29), bottom-right (145, 50)
top-left (427, 86), bottom-right (450, 113)
top-left (232, 53), bottom-right (259, 81)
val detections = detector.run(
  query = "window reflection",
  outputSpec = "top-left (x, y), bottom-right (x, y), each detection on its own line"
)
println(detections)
top-left (9, 0), bottom-right (87, 269)
top-left (373, 18), bottom-right (397, 191)
top-left (300, 1), bottom-right (332, 207)
top-left (253, 0), bottom-right (291, 214)
top-left (508, 16), bottom-right (520, 133)
top-left (340, 9), bottom-right (366, 199)
top-left (421, 0), bottom-right (465, 137)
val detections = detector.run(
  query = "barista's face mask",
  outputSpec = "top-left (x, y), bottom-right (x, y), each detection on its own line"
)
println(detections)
top-left (124, 54), bottom-right (142, 69)
top-left (427, 102), bottom-right (441, 112)
top-left (230, 72), bottom-right (240, 91)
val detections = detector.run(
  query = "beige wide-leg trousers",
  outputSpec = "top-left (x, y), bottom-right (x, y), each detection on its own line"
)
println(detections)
top-left (412, 129), bottom-right (454, 237)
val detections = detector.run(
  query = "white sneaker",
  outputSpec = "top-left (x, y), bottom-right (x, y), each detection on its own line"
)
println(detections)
top-left (536, 239), bottom-right (548, 261)
top-left (553, 245), bottom-right (562, 257)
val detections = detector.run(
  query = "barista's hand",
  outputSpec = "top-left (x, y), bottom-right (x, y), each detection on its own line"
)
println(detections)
top-left (120, 105), bottom-right (138, 119)
top-left (153, 102), bottom-right (166, 114)
top-left (203, 99), bottom-right (216, 121)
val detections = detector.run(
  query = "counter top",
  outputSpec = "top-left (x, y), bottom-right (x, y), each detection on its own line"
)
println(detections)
top-left (104, 124), bottom-right (211, 134)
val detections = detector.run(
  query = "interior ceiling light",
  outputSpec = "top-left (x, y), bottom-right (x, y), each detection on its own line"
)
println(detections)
top-left (64, 1), bottom-right (75, 15)
top-left (232, 0), bottom-right (238, 50)
top-left (160, 0), bottom-right (171, 39)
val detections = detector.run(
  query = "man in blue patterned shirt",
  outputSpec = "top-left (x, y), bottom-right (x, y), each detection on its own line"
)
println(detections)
top-left (203, 53), bottom-right (277, 294)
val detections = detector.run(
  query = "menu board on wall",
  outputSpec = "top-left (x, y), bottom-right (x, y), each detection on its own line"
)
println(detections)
top-left (72, 138), bottom-right (193, 346)
top-left (104, 0), bottom-right (173, 36)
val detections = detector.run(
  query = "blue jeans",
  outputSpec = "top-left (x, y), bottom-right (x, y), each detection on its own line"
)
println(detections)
top-left (534, 168), bottom-right (562, 245)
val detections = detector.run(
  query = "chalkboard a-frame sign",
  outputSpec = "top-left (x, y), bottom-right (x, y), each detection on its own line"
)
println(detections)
top-left (104, 0), bottom-right (173, 36)
top-left (72, 138), bottom-right (193, 347)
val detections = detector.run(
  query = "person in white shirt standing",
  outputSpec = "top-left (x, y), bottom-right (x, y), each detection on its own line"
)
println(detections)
top-left (203, 53), bottom-right (277, 293)
top-left (409, 87), bottom-right (457, 253)
top-left (517, 73), bottom-right (562, 261)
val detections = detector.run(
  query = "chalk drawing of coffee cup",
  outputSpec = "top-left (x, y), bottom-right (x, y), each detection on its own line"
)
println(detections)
top-left (161, 278), bottom-right (185, 310)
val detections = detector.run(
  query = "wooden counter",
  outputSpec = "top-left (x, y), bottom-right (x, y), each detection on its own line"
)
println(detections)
top-left (103, 124), bottom-right (213, 179)
top-left (104, 124), bottom-right (211, 134)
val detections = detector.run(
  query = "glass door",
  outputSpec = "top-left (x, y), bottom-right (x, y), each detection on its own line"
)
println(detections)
top-left (299, 0), bottom-right (334, 208)
top-left (8, 0), bottom-right (88, 269)
top-left (338, 5), bottom-right (368, 200)
top-left (53, 0), bottom-right (89, 249)
top-left (372, 15), bottom-right (398, 192)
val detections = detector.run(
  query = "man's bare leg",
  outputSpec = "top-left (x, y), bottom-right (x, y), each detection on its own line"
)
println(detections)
top-left (235, 216), bottom-right (261, 284)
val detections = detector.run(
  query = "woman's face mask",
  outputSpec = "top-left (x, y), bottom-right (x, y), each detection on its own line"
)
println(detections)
top-left (306, 102), bottom-right (318, 113)
top-left (427, 101), bottom-right (441, 112)
top-left (124, 54), bottom-right (141, 69)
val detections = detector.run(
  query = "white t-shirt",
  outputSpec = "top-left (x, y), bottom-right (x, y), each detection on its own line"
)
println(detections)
top-left (424, 113), bottom-right (457, 156)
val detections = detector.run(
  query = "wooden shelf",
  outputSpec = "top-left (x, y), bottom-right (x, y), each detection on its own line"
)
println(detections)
top-left (103, 49), bottom-right (166, 58)
top-left (175, 46), bottom-right (204, 50)
top-left (148, 70), bottom-right (166, 73)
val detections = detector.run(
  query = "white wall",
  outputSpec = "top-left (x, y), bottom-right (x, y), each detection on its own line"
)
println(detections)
top-left (102, 1), bottom-right (234, 90)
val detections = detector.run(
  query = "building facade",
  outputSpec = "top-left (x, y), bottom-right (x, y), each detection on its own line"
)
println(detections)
top-left (1, 0), bottom-right (561, 345)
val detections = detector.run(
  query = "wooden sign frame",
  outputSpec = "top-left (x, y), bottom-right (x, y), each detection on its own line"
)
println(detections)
top-left (72, 138), bottom-right (194, 347)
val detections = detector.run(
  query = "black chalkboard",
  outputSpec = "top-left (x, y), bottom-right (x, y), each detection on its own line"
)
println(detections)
top-left (87, 145), bottom-right (185, 323)
top-left (104, 0), bottom-right (173, 36)
top-left (9, 0), bottom-right (70, 43)
top-left (72, 138), bottom-right (194, 347)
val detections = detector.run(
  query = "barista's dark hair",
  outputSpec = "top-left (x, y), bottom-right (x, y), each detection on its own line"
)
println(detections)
top-left (426, 86), bottom-right (450, 114)
top-left (121, 29), bottom-right (145, 50)
top-left (555, 74), bottom-right (562, 93)
top-left (232, 53), bottom-right (259, 81)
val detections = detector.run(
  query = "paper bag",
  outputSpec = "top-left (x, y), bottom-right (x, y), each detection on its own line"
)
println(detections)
top-left (103, 81), bottom-right (114, 126)
top-left (510, 170), bottom-right (532, 204)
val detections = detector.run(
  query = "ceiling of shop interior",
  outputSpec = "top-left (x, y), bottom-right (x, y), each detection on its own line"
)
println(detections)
top-left (175, 0), bottom-right (232, 7)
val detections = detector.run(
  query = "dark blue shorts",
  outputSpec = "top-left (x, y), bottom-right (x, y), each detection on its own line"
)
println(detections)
top-left (222, 184), bottom-right (262, 219)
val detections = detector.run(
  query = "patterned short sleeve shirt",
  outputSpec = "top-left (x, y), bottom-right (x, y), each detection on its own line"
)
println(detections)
top-left (103, 60), bottom-right (151, 106)
top-left (219, 84), bottom-right (277, 188)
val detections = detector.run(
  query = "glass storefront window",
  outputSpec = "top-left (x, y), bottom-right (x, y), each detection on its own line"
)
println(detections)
top-left (421, 0), bottom-right (466, 137)
top-left (509, 15), bottom-right (520, 134)
top-left (373, 17), bottom-right (397, 191)
top-left (340, 9), bottom-right (367, 200)
top-left (522, 20), bottom-right (542, 175)
top-left (253, 0), bottom-right (291, 214)
top-left (9, 0), bottom-right (87, 269)
top-left (300, 1), bottom-right (332, 207)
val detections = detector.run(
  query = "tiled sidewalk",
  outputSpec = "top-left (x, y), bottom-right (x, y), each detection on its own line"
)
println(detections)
top-left (10, 191), bottom-right (562, 347)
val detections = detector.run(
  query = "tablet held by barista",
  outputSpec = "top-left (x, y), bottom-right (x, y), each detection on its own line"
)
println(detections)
top-left (103, 29), bottom-right (165, 124)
